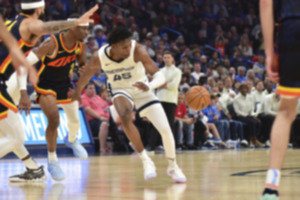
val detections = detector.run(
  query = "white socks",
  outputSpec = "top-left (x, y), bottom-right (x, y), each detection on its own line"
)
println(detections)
top-left (167, 158), bottom-right (177, 168)
top-left (48, 151), bottom-right (58, 162)
top-left (139, 149), bottom-right (151, 161)
top-left (265, 169), bottom-right (281, 190)
top-left (23, 157), bottom-right (39, 169)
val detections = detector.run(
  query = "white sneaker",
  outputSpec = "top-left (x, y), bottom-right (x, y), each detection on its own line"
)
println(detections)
top-left (265, 140), bottom-right (271, 147)
top-left (142, 160), bottom-right (157, 181)
top-left (166, 165), bottom-right (187, 183)
top-left (241, 139), bottom-right (249, 147)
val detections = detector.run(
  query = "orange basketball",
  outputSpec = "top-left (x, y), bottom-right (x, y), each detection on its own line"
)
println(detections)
top-left (185, 86), bottom-right (210, 110)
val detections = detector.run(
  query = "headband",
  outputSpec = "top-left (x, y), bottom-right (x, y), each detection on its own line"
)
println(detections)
top-left (67, 18), bottom-right (89, 27)
top-left (21, 0), bottom-right (45, 10)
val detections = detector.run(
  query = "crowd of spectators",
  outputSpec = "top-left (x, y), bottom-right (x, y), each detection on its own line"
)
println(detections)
top-left (3, 0), bottom-right (300, 152)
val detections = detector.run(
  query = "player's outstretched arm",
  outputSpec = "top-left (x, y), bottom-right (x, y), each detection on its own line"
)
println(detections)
top-left (260, 0), bottom-right (279, 83)
top-left (72, 51), bottom-right (101, 102)
top-left (134, 44), bottom-right (165, 91)
top-left (28, 5), bottom-right (98, 36)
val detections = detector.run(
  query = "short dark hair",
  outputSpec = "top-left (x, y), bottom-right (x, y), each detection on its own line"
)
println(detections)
top-left (162, 50), bottom-right (173, 57)
top-left (21, 0), bottom-right (42, 15)
top-left (108, 26), bottom-right (132, 45)
top-left (84, 82), bottom-right (94, 89)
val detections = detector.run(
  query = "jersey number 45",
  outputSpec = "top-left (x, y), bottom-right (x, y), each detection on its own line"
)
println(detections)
top-left (113, 72), bottom-right (132, 81)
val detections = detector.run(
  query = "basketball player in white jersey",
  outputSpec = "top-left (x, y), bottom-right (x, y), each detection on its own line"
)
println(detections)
top-left (72, 26), bottom-right (186, 183)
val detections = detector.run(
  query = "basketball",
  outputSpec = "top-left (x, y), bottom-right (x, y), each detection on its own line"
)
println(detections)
top-left (185, 86), bottom-right (210, 110)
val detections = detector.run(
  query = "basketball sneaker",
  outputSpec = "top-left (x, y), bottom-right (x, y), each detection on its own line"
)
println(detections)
top-left (64, 136), bottom-right (88, 159)
top-left (48, 161), bottom-right (65, 181)
top-left (260, 188), bottom-right (279, 200)
top-left (142, 160), bottom-right (157, 180)
top-left (9, 166), bottom-right (46, 182)
top-left (166, 165), bottom-right (187, 183)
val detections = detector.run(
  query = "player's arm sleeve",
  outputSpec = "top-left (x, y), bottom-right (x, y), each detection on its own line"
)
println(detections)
top-left (148, 70), bottom-right (165, 90)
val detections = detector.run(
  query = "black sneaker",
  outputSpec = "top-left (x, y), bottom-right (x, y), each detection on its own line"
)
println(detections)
top-left (9, 166), bottom-right (47, 182)
top-left (260, 188), bottom-right (279, 200)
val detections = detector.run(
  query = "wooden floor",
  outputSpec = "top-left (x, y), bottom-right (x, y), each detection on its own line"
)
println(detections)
top-left (1, 149), bottom-right (300, 200)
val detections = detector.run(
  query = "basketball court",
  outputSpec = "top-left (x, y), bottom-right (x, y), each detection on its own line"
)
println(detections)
top-left (0, 149), bottom-right (299, 200)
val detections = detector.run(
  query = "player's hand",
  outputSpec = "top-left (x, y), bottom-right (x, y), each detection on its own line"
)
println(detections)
top-left (71, 91), bottom-right (82, 104)
top-left (265, 52), bottom-right (279, 83)
top-left (78, 5), bottom-right (99, 25)
top-left (78, 65), bottom-right (87, 76)
top-left (132, 81), bottom-right (149, 92)
top-left (67, 87), bottom-right (75, 98)
top-left (18, 91), bottom-right (31, 116)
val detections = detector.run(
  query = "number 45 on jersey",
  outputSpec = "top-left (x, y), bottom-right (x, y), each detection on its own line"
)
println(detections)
top-left (113, 72), bottom-right (132, 81)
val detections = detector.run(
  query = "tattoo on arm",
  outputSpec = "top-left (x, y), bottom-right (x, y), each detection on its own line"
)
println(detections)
top-left (42, 20), bottom-right (78, 34)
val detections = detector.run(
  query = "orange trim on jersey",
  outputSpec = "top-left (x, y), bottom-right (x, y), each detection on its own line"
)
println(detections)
top-left (0, 110), bottom-right (8, 120)
top-left (0, 40), bottom-right (32, 73)
top-left (277, 85), bottom-right (300, 97)
top-left (47, 35), bottom-right (58, 59)
top-left (0, 92), bottom-right (18, 113)
top-left (265, 183), bottom-right (278, 189)
top-left (34, 85), bottom-right (57, 97)
top-left (59, 33), bottom-right (78, 53)
top-left (19, 38), bottom-right (35, 47)
top-left (0, 55), bottom-right (12, 73)
top-left (56, 99), bottom-right (73, 104)
top-left (37, 63), bottom-right (46, 76)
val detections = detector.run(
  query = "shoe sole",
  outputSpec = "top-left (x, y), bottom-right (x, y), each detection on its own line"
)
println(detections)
top-left (165, 170), bottom-right (187, 184)
top-left (9, 175), bottom-right (47, 183)
top-left (145, 172), bottom-right (157, 181)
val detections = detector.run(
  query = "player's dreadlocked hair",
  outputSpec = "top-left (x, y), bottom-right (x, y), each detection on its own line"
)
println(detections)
top-left (108, 26), bottom-right (132, 45)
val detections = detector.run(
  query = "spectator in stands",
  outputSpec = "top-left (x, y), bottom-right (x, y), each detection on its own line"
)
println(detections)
top-left (93, 24), bottom-right (108, 48)
top-left (90, 68), bottom-right (106, 93)
top-left (238, 34), bottom-right (253, 58)
top-left (246, 69), bottom-right (256, 84)
top-left (178, 54), bottom-right (192, 70)
top-left (257, 93), bottom-right (280, 145)
top-left (236, 66), bottom-right (247, 83)
top-left (202, 94), bottom-right (231, 142)
top-left (233, 83), bottom-right (264, 147)
top-left (251, 80), bottom-right (265, 114)
top-left (253, 55), bottom-right (265, 79)
top-left (81, 83), bottom-right (110, 153)
top-left (263, 82), bottom-right (274, 95)
top-left (156, 51), bottom-right (182, 145)
top-left (174, 93), bottom-right (195, 149)
top-left (191, 62), bottom-right (205, 84)
top-left (179, 73), bottom-right (191, 92)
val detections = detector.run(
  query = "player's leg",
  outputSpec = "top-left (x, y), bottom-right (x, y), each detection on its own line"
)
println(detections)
top-left (39, 94), bottom-right (65, 181)
top-left (113, 95), bottom-right (157, 180)
top-left (261, 97), bottom-right (298, 199)
top-left (61, 101), bottom-right (88, 159)
top-left (139, 103), bottom-right (186, 183)
top-left (6, 72), bottom-right (20, 104)
top-left (0, 110), bottom-right (26, 158)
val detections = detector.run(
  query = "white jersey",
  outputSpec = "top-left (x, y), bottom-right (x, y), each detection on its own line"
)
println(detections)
top-left (98, 40), bottom-right (148, 90)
